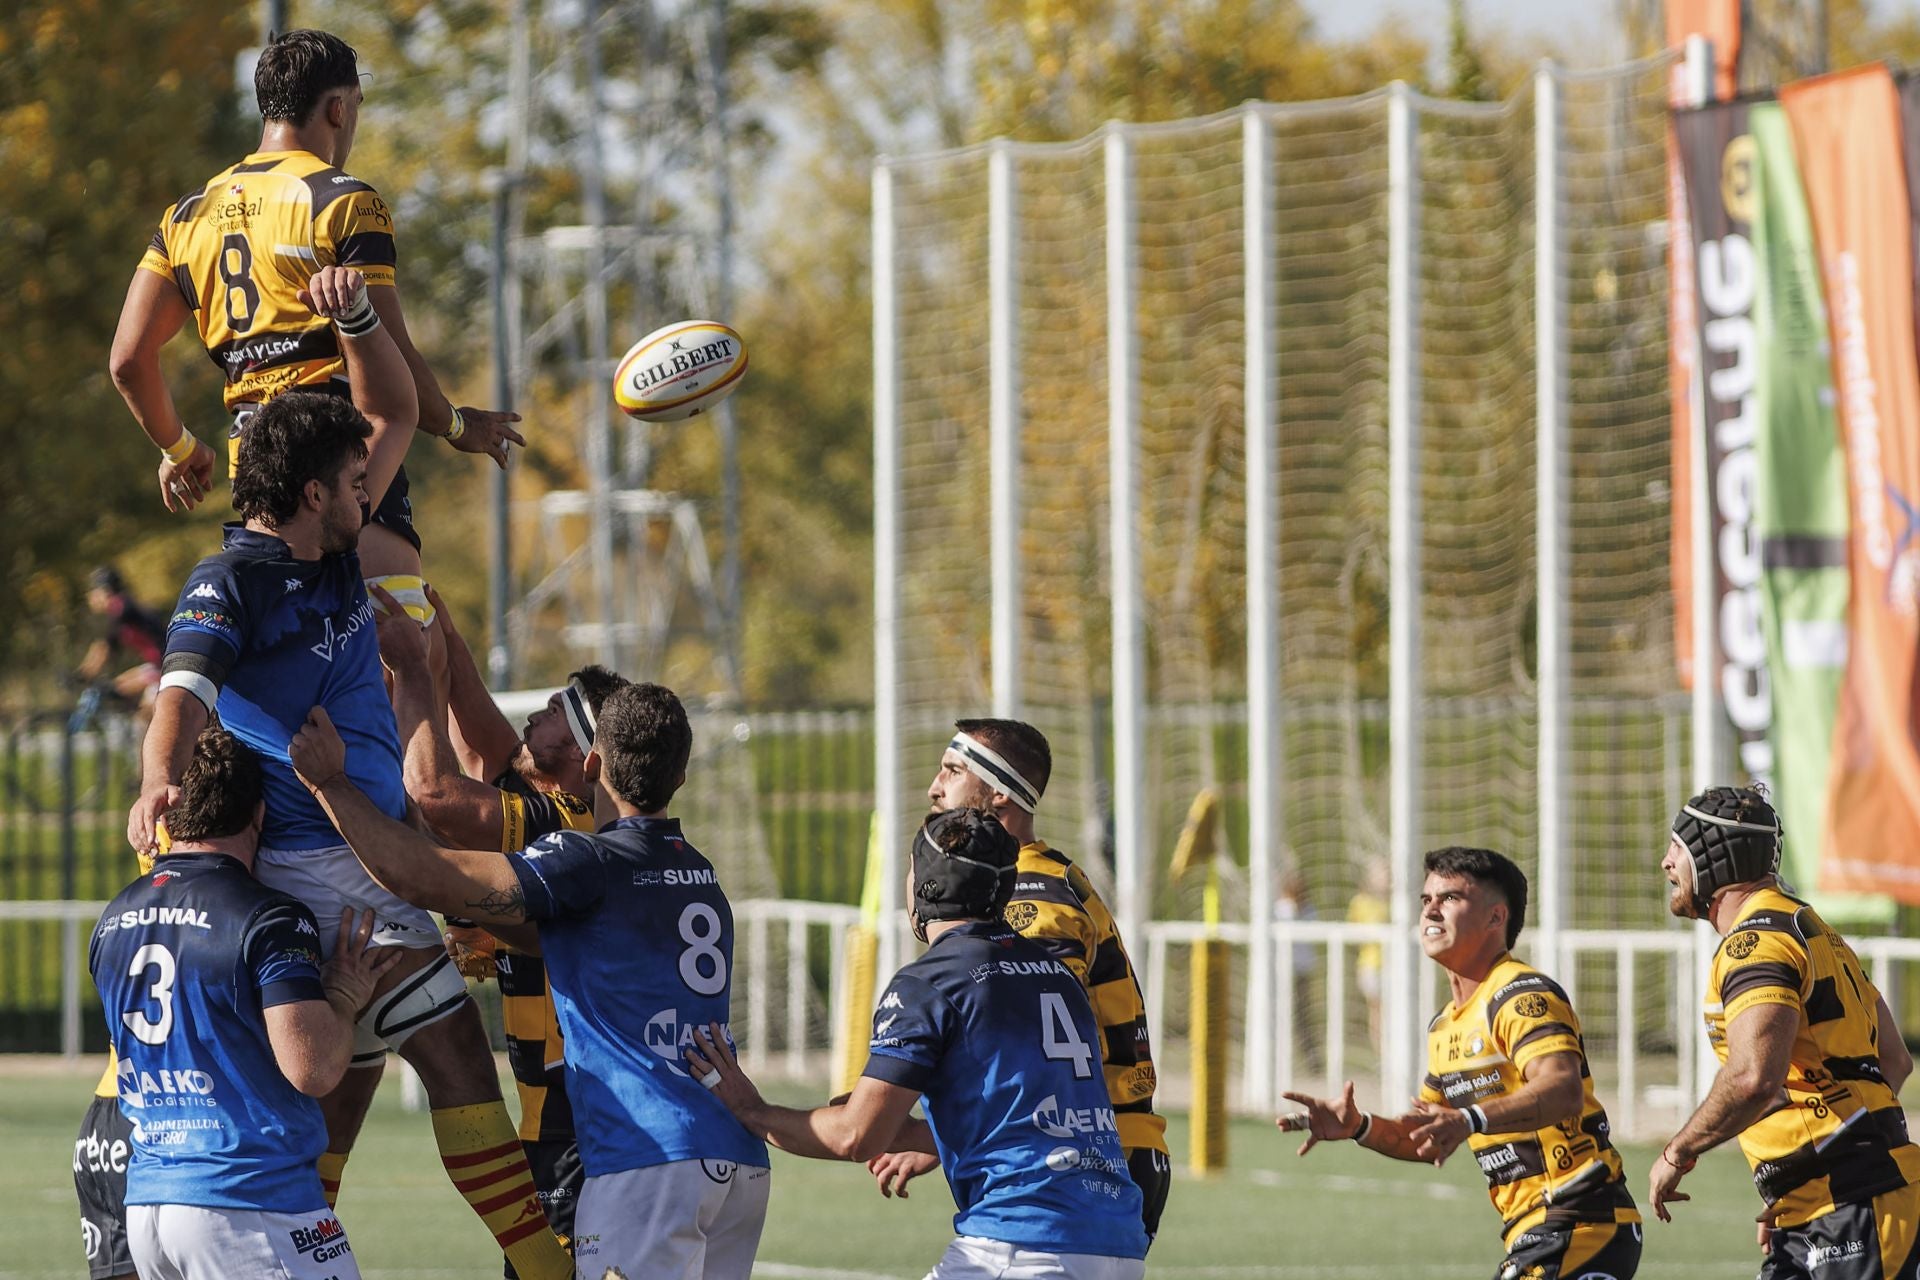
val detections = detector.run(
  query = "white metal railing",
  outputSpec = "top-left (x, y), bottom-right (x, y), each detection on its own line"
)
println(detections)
top-left (15, 902), bottom-right (1919, 1143)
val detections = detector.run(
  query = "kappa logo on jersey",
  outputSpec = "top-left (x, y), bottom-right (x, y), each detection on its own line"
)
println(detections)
top-left (309, 599), bottom-right (377, 662)
top-left (1030, 1094), bottom-right (1119, 1139)
top-left (288, 1215), bottom-right (352, 1264)
top-left (187, 583), bottom-right (222, 601)
top-left (879, 990), bottom-right (904, 1011)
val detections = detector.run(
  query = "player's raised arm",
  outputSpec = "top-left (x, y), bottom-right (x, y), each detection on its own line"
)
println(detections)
top-left (428, 585), bottom-right (522, 780)
top-left (109, 250), bottom-right (219, 514)
top-left (302, 266), bottom-right (415, 513)
top-left (289, 705), bottom-right (534, 939)
top-left (362, 283), bottom-right (524, 469)
top-left (687, 1023), bottom-right (929, 1162)
top-left (372, 587), bottom-right (505, 846)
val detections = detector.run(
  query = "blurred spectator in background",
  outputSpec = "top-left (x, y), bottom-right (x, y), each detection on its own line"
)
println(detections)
top-left (73, 567), bottom-right (165, 725)
top-left (1348, 857), bottom-right (1391, 1059)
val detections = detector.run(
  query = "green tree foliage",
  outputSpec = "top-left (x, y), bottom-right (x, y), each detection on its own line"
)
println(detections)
top-left (0, 1), bottom-right (253, 682)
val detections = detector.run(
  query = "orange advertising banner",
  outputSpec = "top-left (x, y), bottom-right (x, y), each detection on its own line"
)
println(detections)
top-left (1666, 0), bottom-right (1741, 100)
top-left (1782, 65), bottom-right (1920, 901)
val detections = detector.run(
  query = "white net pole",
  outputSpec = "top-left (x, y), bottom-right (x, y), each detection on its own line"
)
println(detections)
top-left (990, 141), bottom-right (1023, 716)
top-left (1535, 61), bottom-right (1569, 976)
top-left (872, 160), bottom-right (904, 982)
top-left (1242, 105), bottom-right (1278, 1113)
top-left (1106, 126), bottom-right (1149, 955)
top-left (1385, 81), bottom-right (1425, 1110)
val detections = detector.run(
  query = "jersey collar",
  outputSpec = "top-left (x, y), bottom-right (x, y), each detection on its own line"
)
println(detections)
top-left (603, 814), bottom-right (683, 840)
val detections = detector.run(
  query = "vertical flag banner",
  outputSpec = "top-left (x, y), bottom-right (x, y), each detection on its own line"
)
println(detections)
top-left (1748, 105), bottom-right (1892, 922)
top-left (1782, 65), bottom-right (1920, 902)
top-left (1676, 101), bottom-right (1773, 784)
top-left (1666, 0), bottom-right (1743, 688)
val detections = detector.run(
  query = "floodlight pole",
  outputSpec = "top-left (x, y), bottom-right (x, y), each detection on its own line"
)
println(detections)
top-left (872, 161), bottom-right (904, 982)
top-left (1535, 60), bottom-right (1569, 977)
top-left (989, 141), bottom-right (1023, 717)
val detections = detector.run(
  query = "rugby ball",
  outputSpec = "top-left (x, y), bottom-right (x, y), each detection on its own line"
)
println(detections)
top-left (613, 320), bottom-right (748, 422)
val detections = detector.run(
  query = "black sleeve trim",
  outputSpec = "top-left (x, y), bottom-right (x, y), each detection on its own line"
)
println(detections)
top-left (1511, 1023), bottom-right (1580, 1054)
top-left (161, 648), bottom-right (233, 689)
top-left (1088, 936), bottom-right (1132, 986)
top-left (862, 1052), bottom-right (933, 1092)
top-left (1721, 961), bottom-right (1804, 1005)
top-left (336, 230), bottom-right (397, 267)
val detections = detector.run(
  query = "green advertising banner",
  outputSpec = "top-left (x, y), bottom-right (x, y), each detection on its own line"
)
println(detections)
top-left (1750, 104), bottom-right (1894, 922)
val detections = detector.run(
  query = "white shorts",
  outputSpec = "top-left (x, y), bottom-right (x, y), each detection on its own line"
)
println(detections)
top-left (255, 842), bottom-right (441, 956)
top-left (572, 1160), bottom-right (770, 1280)
top-left (126, 1204), bottom-right (360, 1280)
top-left (926, 1236), bottom-right (1147, 1280)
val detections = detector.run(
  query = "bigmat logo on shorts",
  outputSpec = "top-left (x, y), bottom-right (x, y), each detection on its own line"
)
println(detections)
top-left (289, 1215), bottom-right (352, 1264)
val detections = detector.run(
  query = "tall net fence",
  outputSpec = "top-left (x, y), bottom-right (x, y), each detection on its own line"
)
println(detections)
top-left (877, 53), bottom-right (1686, 1110)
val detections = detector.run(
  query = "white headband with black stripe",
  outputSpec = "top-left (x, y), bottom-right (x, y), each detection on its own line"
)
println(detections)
top-left (560, 680), bottom-right (597, 756)
top-left (950, 732), bottom-right (1039, 813)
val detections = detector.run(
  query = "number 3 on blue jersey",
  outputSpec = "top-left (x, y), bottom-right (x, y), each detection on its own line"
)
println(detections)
top-left (124, 943), bottom-right (179, 1045)
top-left (1039, 991), bottom-right (1094, 1078)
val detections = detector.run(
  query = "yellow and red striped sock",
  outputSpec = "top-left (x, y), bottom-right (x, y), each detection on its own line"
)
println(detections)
top-left (431, 1104), bottom-right (570, 1280)
top-left (317, 1150), bottom-right (349, 1209)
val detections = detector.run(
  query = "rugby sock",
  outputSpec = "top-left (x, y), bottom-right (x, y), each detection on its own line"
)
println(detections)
top-left (317, 1149), bottom-right (349, 1209)
top-left (431, 1104), bottom-right (570, 1280)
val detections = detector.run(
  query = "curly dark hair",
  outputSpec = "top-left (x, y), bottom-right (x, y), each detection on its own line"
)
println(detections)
top-left (953, 718), bottom-right (1052, 799)
top-left (232, 392), bottom-right (370, 527)
top-left (568, 664), bottom-right (629, 718)
top-left (595, 683), bottom-right (692, 812)
top-left (255, 29), bottom-right (361, 125)
top-left (1425, 846), bottom-right (1530, 949)
top-left (164, 727), bottom-right (264, 844)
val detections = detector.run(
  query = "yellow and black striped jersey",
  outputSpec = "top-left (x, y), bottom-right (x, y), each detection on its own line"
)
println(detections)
top-left (1006, 841), bottom-right (1168, 1156)
top-left (493, 771), bottom-right (596, 1144)
top-left (1421, 955), bottom-right (1636, 1243)
top-left (1704, 887), bottom-right (1920, 1227)
top-left (138, 149), bottom-right (397, 417)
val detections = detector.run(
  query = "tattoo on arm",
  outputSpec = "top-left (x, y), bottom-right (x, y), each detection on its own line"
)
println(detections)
top-left (467, 883), bottom-right (527, 922)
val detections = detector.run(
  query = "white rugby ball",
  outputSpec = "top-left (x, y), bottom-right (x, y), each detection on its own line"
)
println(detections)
top-left (613, 320), bottom-right (748, 422)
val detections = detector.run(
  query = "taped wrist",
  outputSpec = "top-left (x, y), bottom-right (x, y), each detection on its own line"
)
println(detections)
top-left (161, 431), bottom-right (199, 465)
top-left (334, 286), bottom-right (381, 337)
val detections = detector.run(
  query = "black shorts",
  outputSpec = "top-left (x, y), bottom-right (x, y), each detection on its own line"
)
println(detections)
top-left (503, 1137), bottom-right (583, 1280)
top-left (232, 392), bottom-right (422, 551)
top-left (1760, 1183), bottom-right (1920, 1280)
top-left (73, 1094), bottom-right (135, 1280)
top-left (1126, 1145), bottom-right (1172, 1244)
top-left (1497, 1219), bottom-right (1642, 1280)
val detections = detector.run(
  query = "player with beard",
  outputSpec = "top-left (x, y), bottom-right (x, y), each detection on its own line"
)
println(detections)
top-left (128, 365), bottom-right (571, 1279)
top-left (1651, 787), bottom-right (1919, 1279)
top-left (372, 590), bottom-right (624, 1272)
top-left (1280, 848), bottom-right (1640, 1280)
top-left (873, 719), bottom-right (1171, 1241)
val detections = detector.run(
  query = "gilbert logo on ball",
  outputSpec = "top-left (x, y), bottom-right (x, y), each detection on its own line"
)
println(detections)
top-left (613, 320), bottom-right (748, 422)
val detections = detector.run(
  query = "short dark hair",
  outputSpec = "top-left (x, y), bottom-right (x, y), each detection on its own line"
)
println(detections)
top-left (953, 718), bottom-right (1052, 799)
top-left (164, 728), bottom-right (264, 844)
top-left (232, 392), bottom-right (371, 526)
top-left (255, 30), bottom-right (361, 125)
top-left (568, 665), bottom-right (628, 718)
top-left (1424, 846), bottom-right (1529, 949)
top-left (595, 683), bottom-right (692, 812)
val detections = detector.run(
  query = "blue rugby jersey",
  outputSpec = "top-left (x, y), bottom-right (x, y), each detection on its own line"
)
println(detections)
top-left (507, 816), bottom-right (769, 1175)
top-left (160, 524), bottom-right (406, 850)
top-left (89, 854), bottom-right (331, 1211)
top-left (863, 922), bottom-right (1148, 1260)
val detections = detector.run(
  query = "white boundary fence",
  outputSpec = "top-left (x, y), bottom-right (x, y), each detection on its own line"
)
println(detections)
top-left (24, 895), bottom-right (1920, 1140)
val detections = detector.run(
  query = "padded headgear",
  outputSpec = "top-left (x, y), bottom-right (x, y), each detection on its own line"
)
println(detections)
top-left (1671, 786), bottom-right (1781, 916)
top-left (909, 808), bottom-right (1020, 941)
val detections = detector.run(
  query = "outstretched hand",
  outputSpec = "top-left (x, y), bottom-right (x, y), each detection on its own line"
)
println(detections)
top-left (447, 406), bottom-right (525, 469)
top-left (1277, 1080), bottom-right (1364, 1156)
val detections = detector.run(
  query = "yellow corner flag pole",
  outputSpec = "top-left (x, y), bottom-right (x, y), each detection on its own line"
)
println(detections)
top-left (834, 811), bottom-right (884, 1096)
top-left (1173, 788), bottom-right (1229, 1174)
